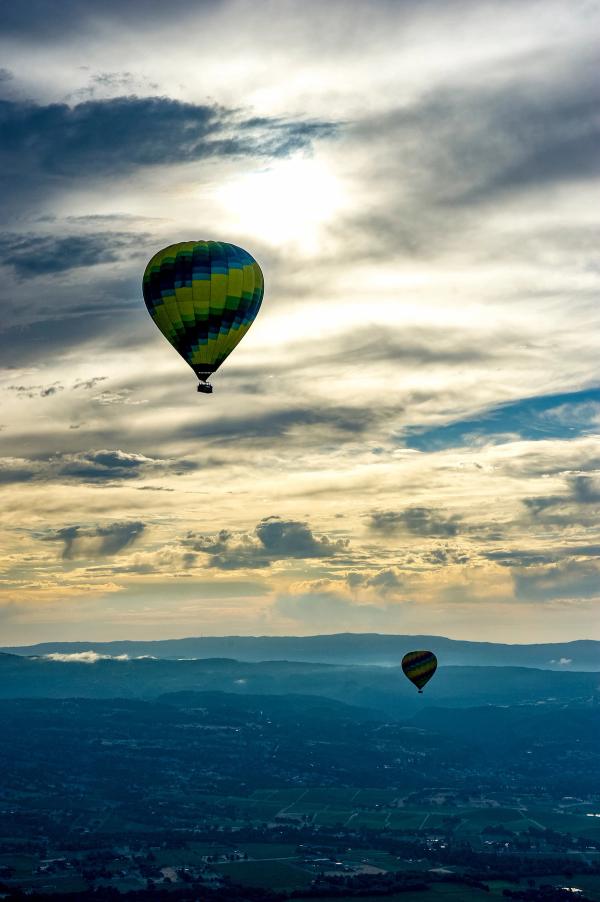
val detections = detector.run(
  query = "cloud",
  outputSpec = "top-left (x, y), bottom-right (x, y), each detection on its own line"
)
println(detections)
top-left (0, 461), bottom-right (38, 484)
top-left (0, 449), bottom-right (198, 485)
top-left (523, 472), bottom-right (600, 522)
top-left (0, 231), bottom-right (148, 279)
top-left (45, 521), bottom-right (145, 559)
top-left (53, 450), bottom-right (166, 482)
top-left (7, 382), bottom-right (64, 398)
top-left (0, 95), bottom-right (335, 190)
top-left (365, 568), bottom-right (403, 594)
top-left (424, 546), bottom-right (470, 566)
top-left (0, 0), bottom-right (220, 38)
top-left (351, 61), bottom-right (600, 216)
top-left (570, 475), bottom-right (600, 504)
top-left (179, 404), bottom-right (378, 444)
top-left (368, 506), bottom-right (461, 537)
top-left (256, 516), bottom-right (345, 557)
top-left (72, 377), bottom-right (108, 390)
top-left (486, 545), bottom-right (600, 568)
top-left (0, 308), bottom-right (125, 366)
top-left (41, 650), bottom-right (159, 662)
top-left (273, 589), bottom-right (407, 631)
top-left (42, 651), bottom-right (130, 663)
top-left (485, 550), bottom-right (558, 568)
top-left (513, 558), bottom-right (600, 601)
top-left (189, 516), bottom-right (348, 570)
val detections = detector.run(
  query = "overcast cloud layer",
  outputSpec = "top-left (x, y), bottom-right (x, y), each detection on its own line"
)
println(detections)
top-left (0, 0), bottom-right (599, 644)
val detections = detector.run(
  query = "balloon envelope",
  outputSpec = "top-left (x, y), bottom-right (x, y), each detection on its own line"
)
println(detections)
top-left (402, 650), bottom-right (437, 693)
top-left (143, 241), bottom-right (264, 386)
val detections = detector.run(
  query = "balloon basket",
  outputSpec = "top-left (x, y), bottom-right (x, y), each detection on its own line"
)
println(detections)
top-left (197, 382), bottom-right (213, 394)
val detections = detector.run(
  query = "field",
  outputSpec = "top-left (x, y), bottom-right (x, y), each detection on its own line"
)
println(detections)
top-left (182, 788), bottom-right (600, 843)
top-left (295, 887), bottom-right (515, 902)
top-left (3, 786), bottom-right (599, 899)
top-left (216, 859), bottom-right (314, 889)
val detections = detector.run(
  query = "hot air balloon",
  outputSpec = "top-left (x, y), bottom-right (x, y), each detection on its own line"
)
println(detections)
top-left (401, 650), bottom-right (437, 693)
top-left (143, 241), bottom-right (264, 393)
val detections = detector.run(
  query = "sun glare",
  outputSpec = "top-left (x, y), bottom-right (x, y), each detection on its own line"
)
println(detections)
top-left (215, 156), bottom-right (344, 250)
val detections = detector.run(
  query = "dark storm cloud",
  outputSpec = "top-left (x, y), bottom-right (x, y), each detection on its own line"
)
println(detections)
top-left (368, 506), bottom-right (461, 537)
top-left (523, 473), bottom-right (600, 521)
top-left (334, 58), bottom-right (600, 262)
top-left (266, 325), bottom-right (495, 372)
top-left (365, 568), bottom-right (402, 591)
top-left (344, 567), bottom-right (404, 593)
top-left (0, 0), bottom-right (221, 38)
top-left (368, 63), bottom-right (600, 204)
top-left (485, 550), bottom-right (558, 568)
top-left (513, 559), bottom-right (600, 601)
top-left (570, 475), bottom-right (600, 504)
top-left (179, 404), bottom-right (381, 444)
top-left (256, 516), bottom-right (345, 558)
top-left (45, 521), bottom-right (145, 559)
top-left (0, 463), bottom-right (37, 484)
top-left (188, 516), bottom-right (348, 570)
top-left (522, 496), bottom-right (566, 517)
top-left (0, 95), bottom-right (335, 187)
top-left (424, 546), bottom-right (469, 566)
top-left (54, 449), bottom-right (163, 482)
top-left (0, 232), bottom-right (147, 279)
top-left (0, 271), bottom-right (148, 365)
top-left (0, 449), bottom-right (198, 485)
top-left (486, 545), bottom-right (600, 568)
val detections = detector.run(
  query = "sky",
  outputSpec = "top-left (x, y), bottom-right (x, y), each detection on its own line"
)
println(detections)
top-left (1, 0), bottom-right (599, 645)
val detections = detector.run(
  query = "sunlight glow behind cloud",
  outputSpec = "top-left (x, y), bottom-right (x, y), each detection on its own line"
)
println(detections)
top-left (215, 156), bottom-right (345, 250)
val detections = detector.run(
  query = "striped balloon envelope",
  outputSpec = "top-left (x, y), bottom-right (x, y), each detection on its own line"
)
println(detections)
top-left (143, 241), bottom-right (264, 393)
top-left (401, 650), bottom-right (437, 693)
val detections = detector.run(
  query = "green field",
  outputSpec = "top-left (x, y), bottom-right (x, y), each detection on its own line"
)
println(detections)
top-left (295, 885), bottom-right (506, 902)
top-left (313, 808), bottom-right (356, 826)
top-left (152, 790), bottom-right (600, 844)
top-left (241, 842), bottom-right (301, 859)
top-left (0, 853), bottom-right (36, 877)
top-left (388, 811), bottom-right (429, 830)
top-left (300, 788), bottom-right (361, 805)
top-left (354, 789), bottom-right (400, 805)
top-left (350, 810), bottom-right (391, 828)
top-left (527, 809), bottom-right (600, 839)
top-left (216, 858), bottom-right (313, 889)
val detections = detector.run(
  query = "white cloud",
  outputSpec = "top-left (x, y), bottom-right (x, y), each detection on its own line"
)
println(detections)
top-left (42, 651), bottom-right (129, 663)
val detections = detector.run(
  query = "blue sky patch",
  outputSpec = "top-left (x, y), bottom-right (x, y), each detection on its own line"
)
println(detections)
top-left (402, 387), bottom-right (600, 452)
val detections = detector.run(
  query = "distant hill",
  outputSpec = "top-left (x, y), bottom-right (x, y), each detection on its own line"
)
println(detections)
top-left (2, 633), bottom-right (600, 669)
top-left (0, 653), bottom-right (598, 714)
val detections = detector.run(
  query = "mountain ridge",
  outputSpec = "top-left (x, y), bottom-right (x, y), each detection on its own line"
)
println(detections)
top-left (1, 654), bottom-right (598, 714)
top-left (2, 632), bottom-right (599, 670)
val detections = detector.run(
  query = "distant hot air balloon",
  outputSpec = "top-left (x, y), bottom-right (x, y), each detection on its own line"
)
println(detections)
top-left (143, 241), bottom-right (264, 393)
top-left (402, 650), bottom-right (437, 693)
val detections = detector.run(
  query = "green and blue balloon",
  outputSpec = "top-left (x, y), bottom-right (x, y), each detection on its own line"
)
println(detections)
top-left (143, 241), bottom-right (264, 392)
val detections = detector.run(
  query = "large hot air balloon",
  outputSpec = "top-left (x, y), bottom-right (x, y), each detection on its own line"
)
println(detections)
top-left (401, 650), bottom-right (437, 693)
top-left (143, 241), bottom-right (264, 393)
